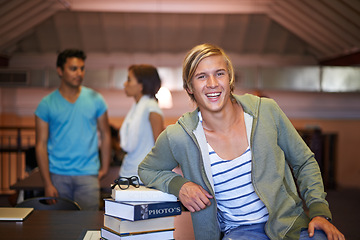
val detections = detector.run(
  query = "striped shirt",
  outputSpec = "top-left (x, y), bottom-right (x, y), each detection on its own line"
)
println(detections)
top-left (198, 111), bottom-right (269, 233)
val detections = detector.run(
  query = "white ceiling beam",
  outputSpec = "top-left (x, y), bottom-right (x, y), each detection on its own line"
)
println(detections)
top-left (57, 0), bottom-right (71, 9)
top-left (268, 5), bottom-right (337, 57)
top-left (69, 0), bottom-right (271, 14)
top-left (275, 1), bottom-right (342, 52)
top-left (0, 3), bottom-right (53, 36)
top-left (268, 15), bottom-right (329, 57)
top-left (0, 0), bottom-right (26, 17)
top-left (307, 0), bottom-right (360, 44)
top-left (291, 0), bottom-right (355, 49)
top-left (9, 52), bottom-right (317, 69)
top-left (343, 0), bottom-right (360, 14)
top-left (322, 0), bottom-right (360, 28)
top-left (0, 0), bottom-right (41, 29)
top-left (0, 3), bottom-right (64, 52)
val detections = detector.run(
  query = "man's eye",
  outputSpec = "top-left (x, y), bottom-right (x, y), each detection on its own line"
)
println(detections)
top-left (70, 67), bottom-right (77, 71)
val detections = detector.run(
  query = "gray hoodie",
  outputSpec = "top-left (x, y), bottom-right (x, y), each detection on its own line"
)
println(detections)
top-left (139, 94), bottom-right (331, 240)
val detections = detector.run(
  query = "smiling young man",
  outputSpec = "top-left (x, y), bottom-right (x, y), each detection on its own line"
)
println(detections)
top-left (35, 49), bottom-right (111, 210)
top-left (138, 43), bottom-right (344, 239)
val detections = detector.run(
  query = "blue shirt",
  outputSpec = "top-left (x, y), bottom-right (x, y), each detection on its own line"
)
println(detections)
top-left (35, 86), bottom-right (107, 175)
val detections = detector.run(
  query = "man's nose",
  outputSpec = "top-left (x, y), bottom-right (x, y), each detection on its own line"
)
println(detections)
top-left (207, 75), bottom-right (218, 88)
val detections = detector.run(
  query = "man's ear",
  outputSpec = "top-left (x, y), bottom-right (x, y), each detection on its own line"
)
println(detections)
top-left (56, 67), bottom-right (63, 77)
top-left (186, 86), bottom-right (193, 94)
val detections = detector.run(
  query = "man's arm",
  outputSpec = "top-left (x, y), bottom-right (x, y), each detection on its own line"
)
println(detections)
top-left (268, 99), bottom-right (345, 239)
top-left (138, 126), bottom-right (187, 194)
top-left (35, 116), bottom-right (58, 199)
top-left (97, 111), bottom-right (111, 180)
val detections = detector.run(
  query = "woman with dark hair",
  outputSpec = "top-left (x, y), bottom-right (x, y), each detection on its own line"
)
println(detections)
top-left (119, 64), bottom-right (164, 179)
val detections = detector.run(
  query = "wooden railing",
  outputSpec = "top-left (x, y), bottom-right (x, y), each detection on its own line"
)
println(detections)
top-left (0, 126), bottom-right (35, 194)
top-left (0, 126), bottom-right (337, 194)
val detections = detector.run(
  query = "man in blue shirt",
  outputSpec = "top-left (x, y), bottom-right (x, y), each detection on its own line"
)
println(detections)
top-left (35, 49), bottom-right (111, 210)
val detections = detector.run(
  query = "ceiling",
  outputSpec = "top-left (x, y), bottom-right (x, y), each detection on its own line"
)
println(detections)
top-left (1, 0), bottom-right (360, 66)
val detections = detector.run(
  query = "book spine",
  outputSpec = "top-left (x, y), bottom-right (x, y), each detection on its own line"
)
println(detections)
top-left (133, 201), bottom-right (182, 220)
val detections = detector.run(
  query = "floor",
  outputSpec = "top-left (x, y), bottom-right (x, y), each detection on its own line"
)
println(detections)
top-left (1, 187), bottom-right (359, 239)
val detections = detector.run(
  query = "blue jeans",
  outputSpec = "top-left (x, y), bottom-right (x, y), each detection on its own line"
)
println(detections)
top-left (222, 222), bottom-right (328, 240)
top-left (51, 174), bottom-right (100, 210)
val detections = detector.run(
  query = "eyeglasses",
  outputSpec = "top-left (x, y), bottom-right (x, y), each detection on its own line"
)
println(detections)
top-left (111, 176), bottom-right (140, 190)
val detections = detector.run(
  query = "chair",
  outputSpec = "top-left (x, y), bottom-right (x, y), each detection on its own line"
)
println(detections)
top-left (16, 197), bottom-right (81, 210)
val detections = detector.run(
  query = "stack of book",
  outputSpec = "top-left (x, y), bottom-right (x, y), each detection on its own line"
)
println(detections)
top-left (101, 185), bottom-right (182, 240)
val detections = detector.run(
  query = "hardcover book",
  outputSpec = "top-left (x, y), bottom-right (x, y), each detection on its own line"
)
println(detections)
top-left (104, 214), bottom-right (175, 235)
top-left (111, 185), bottom-right (178, 202)
top-left (101, 227), bottom-right (174, 240)
top-left (104, 198), bottom-right (182, 221)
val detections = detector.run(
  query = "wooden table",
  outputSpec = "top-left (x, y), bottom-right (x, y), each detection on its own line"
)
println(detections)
top-left (10, 166), bottom-right (120, 191)
top-left (0, 210), bottom-right (195, 240)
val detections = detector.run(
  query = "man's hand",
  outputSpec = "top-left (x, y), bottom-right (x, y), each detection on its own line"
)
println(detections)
top-left (308, 216), bottom-right (345, 240)
top-left (179, 182), bottom-right (213, 212)
top-left (44, 184), bottom-right (59, 204)
top-left (98, 168), bottom-right (108, 180)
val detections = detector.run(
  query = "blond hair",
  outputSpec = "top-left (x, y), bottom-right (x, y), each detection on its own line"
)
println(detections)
top-left (182, 43), bottom-right (235, 102)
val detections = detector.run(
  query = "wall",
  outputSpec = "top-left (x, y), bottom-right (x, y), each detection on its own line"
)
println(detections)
top-left (290, 119), bottom-right (360, 189)
top-left (1, 87), bottom-right (360, 189)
